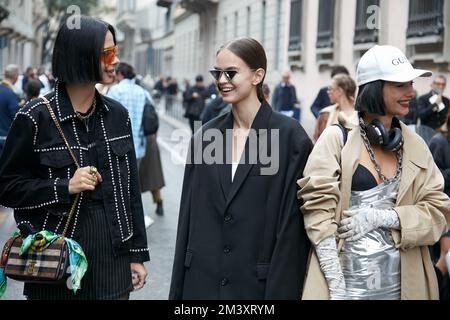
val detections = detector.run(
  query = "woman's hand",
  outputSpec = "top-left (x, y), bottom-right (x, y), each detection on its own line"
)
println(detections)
top-left (131, 263), bottom-right (148, 290)
top-left (68, 166), bottom-right (103, 195)
top-left (338, 207), bottom-right (400, 241)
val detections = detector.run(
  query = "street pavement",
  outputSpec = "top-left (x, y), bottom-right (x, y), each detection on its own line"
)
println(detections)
top-left (0, 115), bottom-right (190, 300)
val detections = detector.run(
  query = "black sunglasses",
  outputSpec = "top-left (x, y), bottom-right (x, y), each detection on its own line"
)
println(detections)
top-left (209, 69), bottom-right (238, 82)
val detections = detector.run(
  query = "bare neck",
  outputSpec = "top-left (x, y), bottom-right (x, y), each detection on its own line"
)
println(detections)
top-left (232, 93), bottom-right (262, 130)
top-left (337, 97), bottom-right (354, 113)
top-left (65, 83), bottom-right (96, 113)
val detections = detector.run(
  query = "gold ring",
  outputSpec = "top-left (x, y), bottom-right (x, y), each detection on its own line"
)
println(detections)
top-left (89, 166), bottom-right (98, 176)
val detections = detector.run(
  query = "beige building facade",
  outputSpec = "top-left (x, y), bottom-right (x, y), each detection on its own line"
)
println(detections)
top-left (0, 0), bottom-right (35, 75)
top-left (289, 0), bottom-right (450, 135)
top-left (114, 0), bottom-right (449, 136)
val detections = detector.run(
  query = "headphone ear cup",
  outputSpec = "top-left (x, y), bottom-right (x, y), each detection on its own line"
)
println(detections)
top-left (384, 127), bottom-right (403, 151)
top-left (366, 119), bottom-right (389, 146)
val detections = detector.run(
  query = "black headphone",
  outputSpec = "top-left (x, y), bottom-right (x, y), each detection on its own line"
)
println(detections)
top-left (362, 118), bottom-right (403, 151)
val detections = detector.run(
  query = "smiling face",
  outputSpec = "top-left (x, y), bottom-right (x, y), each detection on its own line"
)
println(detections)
top-left (382, 81), bottom-right (415, 117)
top-left (213, 48), bottom-right (264, 105)
top-left (100, 31), bottom-right (119, 85)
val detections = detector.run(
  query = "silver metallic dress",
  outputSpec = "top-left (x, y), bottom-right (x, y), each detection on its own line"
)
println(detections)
top-left (339, 174), bottom-right (401, 300)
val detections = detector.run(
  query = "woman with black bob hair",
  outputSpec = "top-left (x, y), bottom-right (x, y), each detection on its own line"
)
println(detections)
top-left (169, 37), bottom-right (312, 300)
top-left (0, 16), bottom-right (149, 299)
top-left (298, 45), bottom-right (450, 299)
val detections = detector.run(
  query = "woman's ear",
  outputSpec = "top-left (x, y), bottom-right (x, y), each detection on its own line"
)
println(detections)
top-left (252, 68), bottom-right (266, 86)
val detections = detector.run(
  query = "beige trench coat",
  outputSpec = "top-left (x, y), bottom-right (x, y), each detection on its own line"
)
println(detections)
top-left (298, 122), bottom-right (450, 300)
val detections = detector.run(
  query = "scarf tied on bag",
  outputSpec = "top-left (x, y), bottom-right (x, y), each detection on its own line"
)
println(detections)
top-left (0, 230), bottom-right (88, 298)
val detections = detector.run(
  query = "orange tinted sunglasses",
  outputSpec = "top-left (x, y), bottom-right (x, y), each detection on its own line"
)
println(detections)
top-left (102, 45), bottom-right (118, 64)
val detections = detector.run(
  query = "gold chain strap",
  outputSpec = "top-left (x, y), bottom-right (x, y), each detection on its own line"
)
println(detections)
top-left (42, 96), bottom-right (80, 238)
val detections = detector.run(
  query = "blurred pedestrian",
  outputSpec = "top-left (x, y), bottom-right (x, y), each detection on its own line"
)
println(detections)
top-left (37, 66), bottom-right (53, 96)
top-left (107, 62), bottom-right (149, 163)
top-left (139, 133), bottom-right (165, 217)
top-left (184, 74), bottom-right (208, 133)
top-left (313, 74), bottom-right (357, 141)
top-left (182, 78), bottom-right (191, 111)
top-left (298, 45), bottom-right (450, 300)
top-left (24, 79), bottom-right (43, 102)
top-left (165, 76), bottom-right (178, 113)
top-left (0, 64), bottom-right (20, 156)
top-left (170, 37), bottom-right (312, 300)
top-left (418, 75), bottom-right (449, 131)
top-left (153, 75), bottom-right (165, 104)
top-left (272, 70), bottom-right (299, 120)
top-left (21, 67), bottom-right (36, 92)
top-left (200, 95), bottom-right (231, 124)
top-left (0, 16), bottom-right (149, 300)
top-left (310, 65), bottom-right (350, 118)
top-left (429, 114), bottom-right (450, 300)
top-left (206, 81), bottom-right (219, 100)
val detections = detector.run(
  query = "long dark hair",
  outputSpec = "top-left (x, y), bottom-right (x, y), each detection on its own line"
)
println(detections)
top-left (52, 16), bottom-right (116, 84)
top-left (217, 37), bottom-right (267, 102)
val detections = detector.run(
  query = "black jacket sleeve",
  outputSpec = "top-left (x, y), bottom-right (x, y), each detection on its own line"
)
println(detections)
top-left (126, 118), bottom-right (150, 263)
top-left (265, 127), bottom-right (313, 299)
top-left (429, 136), bottom-right (450, 189)
top-left (0, 113), bottom-right (71, 209)
top-left (418, 93), bottom-right (435, 121)
top-left (310, 87), bottom-right (329, 118)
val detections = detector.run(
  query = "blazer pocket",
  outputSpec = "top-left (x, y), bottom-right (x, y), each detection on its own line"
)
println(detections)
top-left (184, 250), bottom-right (193, 268)
top-left (256, 263), bottom-right (270, 280)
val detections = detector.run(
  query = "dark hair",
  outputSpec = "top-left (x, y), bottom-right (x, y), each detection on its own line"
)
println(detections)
top-left (355, 80), bottom-right (386, 115)
top-left (25, 79), bottom-right (42, 100)
top-left (218, 37), bottom-right (267, 102)
top-left (195, 75), bottom-right (203, 82)
top-left (116, 62), bottom-right (136, 79)
top-left (52, 16), bottom-right (116, 84)
top-left (331, 65), bottom-right (350, 78)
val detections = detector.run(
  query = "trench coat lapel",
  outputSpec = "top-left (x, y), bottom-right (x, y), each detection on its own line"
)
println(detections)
top-left (225, 102), bottom-right (272, 210)
top-left (396, 123), bottom-right (427, 204)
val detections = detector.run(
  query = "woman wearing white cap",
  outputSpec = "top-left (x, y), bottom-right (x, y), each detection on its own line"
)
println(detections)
top-left (298, 45), bottom-right (450, 300)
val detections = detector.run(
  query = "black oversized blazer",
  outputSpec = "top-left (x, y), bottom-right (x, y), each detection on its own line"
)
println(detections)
top-left (169, 102), bottom-right (313, 300)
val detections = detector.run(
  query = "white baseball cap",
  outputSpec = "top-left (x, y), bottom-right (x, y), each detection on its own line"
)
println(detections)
top-left (356, 45), bottom-right (432, 86)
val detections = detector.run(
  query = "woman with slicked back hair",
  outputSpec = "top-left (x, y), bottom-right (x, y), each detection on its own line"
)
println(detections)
top-left (0, 16), bottom-right (149, 300)
top-left (170, 37), bottom-right (313, 300)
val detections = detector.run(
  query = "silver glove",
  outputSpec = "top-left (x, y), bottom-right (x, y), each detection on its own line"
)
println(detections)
top-left (315, 235), bottom-right (346, 300)
top-left (338, 207), bottom-right (400, 241)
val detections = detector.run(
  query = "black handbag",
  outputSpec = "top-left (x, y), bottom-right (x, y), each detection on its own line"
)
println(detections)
top-left (142, 101), bottom-right (159, 136)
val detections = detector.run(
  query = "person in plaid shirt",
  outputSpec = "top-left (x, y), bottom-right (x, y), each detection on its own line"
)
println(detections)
top-left (107, 62), bottom-right (150, 163)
